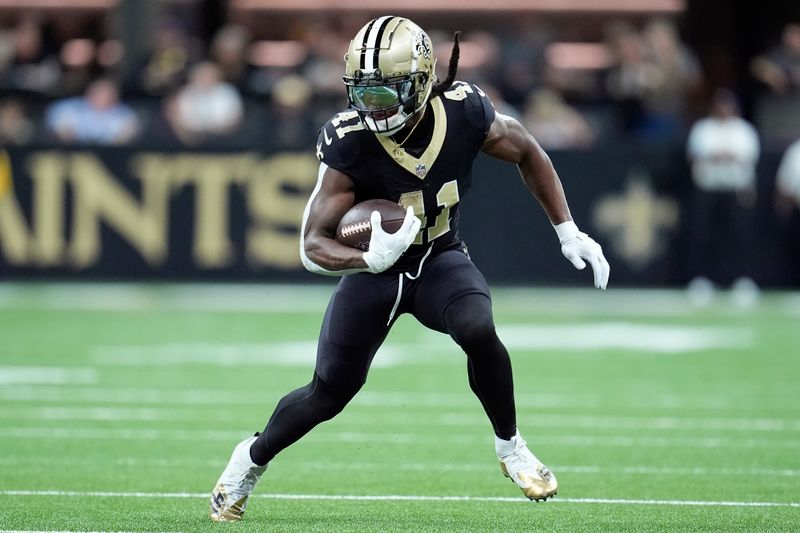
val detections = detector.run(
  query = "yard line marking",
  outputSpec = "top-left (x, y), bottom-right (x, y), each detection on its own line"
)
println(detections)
top-left (0, 367), bottom-right (96, 385)
top-left (90, 342), bottom-right (402, 369)
top-left (494, 323), bottom-right (753, 353)
top-left (3, 405), bottom-right (799, 433)
top-left (4, 283), bottom-right (793, 317)
top-left (0, 386), bottom-right (603, 409)
top-left (1, 457), bottom-right (798, 478)
top-left (3, 386), bottom-right (765, 412)
top-left (0, 386), bottom-right (268, 406)
top-left (2, 426), bottom-right (800, 449)
top-left (0, 282), bottom-right (334, 313)
top-left (0, 406), bottom-right (195, 422)
top-left (1, 490), bottom-right (798, 508)
top-left (299, 462), bottom-right (800, 478)
top-left (439, 413), bottom-right (800, 432)
top-left (86, 323), bottom-right (753, 366)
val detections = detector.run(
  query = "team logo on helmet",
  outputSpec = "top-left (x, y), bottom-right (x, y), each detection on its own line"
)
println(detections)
top-left (414, 31), bottom-right (432, 60)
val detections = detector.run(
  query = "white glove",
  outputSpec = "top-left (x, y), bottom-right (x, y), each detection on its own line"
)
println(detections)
top-left (362, 206), bottom-right (421, 274)
top-left (555, 220), bottom-right (610, 290)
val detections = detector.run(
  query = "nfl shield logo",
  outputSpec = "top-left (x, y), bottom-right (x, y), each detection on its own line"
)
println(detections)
top-left (415, 163), bottom-right (427, 178)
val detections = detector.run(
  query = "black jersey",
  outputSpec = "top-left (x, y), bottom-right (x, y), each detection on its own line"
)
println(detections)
top-left (316, 81), bottom-right (496, 273)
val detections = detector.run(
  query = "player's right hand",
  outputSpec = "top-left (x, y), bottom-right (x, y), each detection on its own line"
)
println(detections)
top-left (560, 231), bottom-right (610, 290)
top-left (362, 206), bottom-right (421, 274)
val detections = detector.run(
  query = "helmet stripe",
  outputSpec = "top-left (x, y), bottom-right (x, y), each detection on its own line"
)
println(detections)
top-left (364, 15), bottom-right (392, 71)
top-left (370, 16), bottom-right (395, 72)
top-left (358, 18), bottom-right (379, 70)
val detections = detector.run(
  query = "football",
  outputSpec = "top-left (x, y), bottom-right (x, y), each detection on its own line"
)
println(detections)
top-left (335, 199), bottom-right (407, 251)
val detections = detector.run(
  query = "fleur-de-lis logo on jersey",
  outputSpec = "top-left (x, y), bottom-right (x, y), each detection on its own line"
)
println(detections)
top-left (414, 32), bottom-right (432, 60)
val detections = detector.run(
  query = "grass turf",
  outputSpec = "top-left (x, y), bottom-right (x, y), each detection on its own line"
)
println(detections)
top-left (0, 283), bottom-right (798, 532)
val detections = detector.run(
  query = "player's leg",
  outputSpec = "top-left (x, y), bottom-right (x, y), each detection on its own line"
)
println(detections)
top-left (210, 273), bottom-right (396, 521)
top-left (249, 272), bottom-right (395, 464)
top-left (443, 293), bottom-right (557, 501)
top-left (410, 250), bottom-right (514, 437)
top-left (443, 293), bottom-right (515, 439)
top-left (411, 249), bottom-right (557, 501)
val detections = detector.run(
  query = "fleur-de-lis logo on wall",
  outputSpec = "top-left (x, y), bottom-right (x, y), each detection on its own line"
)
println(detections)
top-left (592, 166), bottom-right (679, 271)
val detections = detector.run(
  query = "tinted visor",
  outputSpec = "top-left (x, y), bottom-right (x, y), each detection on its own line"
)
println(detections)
top-left (348, 79), bottom-right (413, 112)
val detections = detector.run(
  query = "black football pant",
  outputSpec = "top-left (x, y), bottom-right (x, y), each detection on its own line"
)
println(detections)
top-left (249, 249), bottom-right (517, 466)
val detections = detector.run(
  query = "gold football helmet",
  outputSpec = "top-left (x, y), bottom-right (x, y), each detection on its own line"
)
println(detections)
top-left (343, 16), bottom-right (437, 135)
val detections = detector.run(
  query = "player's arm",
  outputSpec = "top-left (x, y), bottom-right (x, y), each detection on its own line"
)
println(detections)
top-left (481, 112), bottom-right (610, 289)
top-left (481, 112), bottom-right (571, 225)
top-left (300, 163), bottom-right (421, 276)
top-left (301, 164), bottom-right (368, 275)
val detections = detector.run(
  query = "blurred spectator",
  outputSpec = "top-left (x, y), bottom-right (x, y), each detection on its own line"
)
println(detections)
top-left (301, 22), bottom-right (348, 104)
top-left (166, 61), bottom-right (243, 145)
top-left (774, 137), bottom-right (800, 284)
top-left (210, 24), bottom-right (253, 91)
top-left (0, 16), bottom-right (61, 95)
top-left (45, 78), bottom-right (140, 145)
top-left (641, 18), bottom-right (702, 136)
top-left (59, 38), bottom-right (99, 96)
top-left (685, 89), bottom-right (760, 305)
top-left (0, 99), bottom-right (35, 144)
top-left (266, 74), bottom-right (315, 149)
top-left (603, 23), bottom-right (663, 139)
top-left (139, 21), bottom-right (196, 96)
top-left (496, 19), bottom-right (550, 107)
top-left (751, 22), bottom-right (800, 95)
top-left (522, 88), bottom-right (594, 149)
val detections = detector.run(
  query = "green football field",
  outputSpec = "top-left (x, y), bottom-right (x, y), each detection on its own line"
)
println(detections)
top-left (1, 283), bottom-right (799, 532)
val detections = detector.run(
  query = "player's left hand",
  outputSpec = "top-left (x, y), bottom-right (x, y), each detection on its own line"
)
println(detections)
top-left (557, 225), bottom-right (610, 290)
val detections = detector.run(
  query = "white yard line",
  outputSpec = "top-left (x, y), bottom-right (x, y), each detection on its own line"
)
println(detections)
top-left (494, 323), bottom-right (753, 352)
top-left (86, 321), bottom-right (753, 365)
top-left (0, 283), bottom-right (334, 313)
top-left (1, 385), bottom-right (757, 412)
top-left (2, 282), bottom-right (797, 318)
top-left (2, 405), bottom-right (798, 433)
top-left (0, 367), bottom-right (96, 385)
top-left (0, 386), bottom-right (743, 412)
top-left (2, 426), bottom-right (799, 448)
top-left (1, 490), bottom-right (798, 508)
top-left (2, 456), bottom-right (797, 478)
top-left (0, 386), bottom-right (603, 409)
top-left (439, 413), bottom-right (800, 432)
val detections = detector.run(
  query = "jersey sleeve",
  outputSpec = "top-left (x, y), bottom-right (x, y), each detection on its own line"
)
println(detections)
top-left (315, 111), bottom-right (364, 174)
top-left (462, 83), bottom-right (496, 139)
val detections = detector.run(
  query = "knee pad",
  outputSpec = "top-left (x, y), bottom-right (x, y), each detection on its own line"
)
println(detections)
top-left (444, 293), bottom-right (497, 347)
top-left (309, 372), bottom-right (362, 421)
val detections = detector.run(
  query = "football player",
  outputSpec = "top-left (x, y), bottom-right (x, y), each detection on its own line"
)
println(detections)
top-left (210, 16), bottom-right (609, 521)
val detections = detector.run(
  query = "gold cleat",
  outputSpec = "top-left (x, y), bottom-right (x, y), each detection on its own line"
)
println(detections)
top-left (500, 460), bottom-right (558, 502)
top-left (209, 435), bottom-right (267, 522)
top-left (496, 431), bottom-right (558, 502)
top-left (210, 483), bottom-right (249, 522)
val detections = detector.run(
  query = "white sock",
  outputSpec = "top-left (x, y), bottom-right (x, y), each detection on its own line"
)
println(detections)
top-left (495, 429), bottom-right (522, 456)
